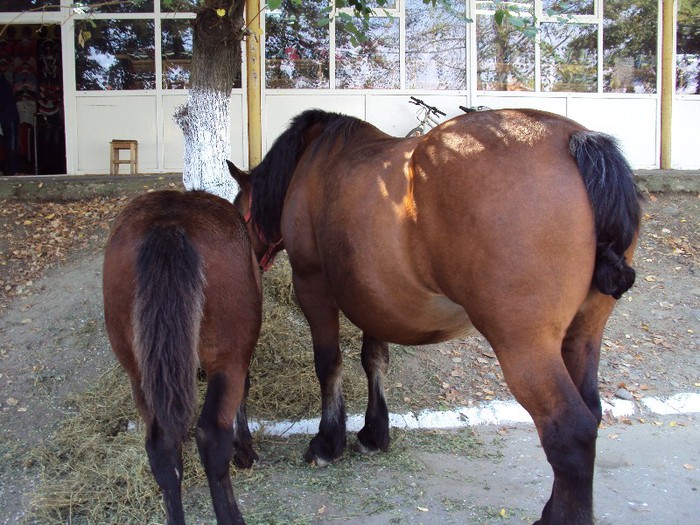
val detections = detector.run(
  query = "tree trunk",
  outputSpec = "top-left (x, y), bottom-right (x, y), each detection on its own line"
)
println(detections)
top-left (175, 0), bottom-right (245, 202)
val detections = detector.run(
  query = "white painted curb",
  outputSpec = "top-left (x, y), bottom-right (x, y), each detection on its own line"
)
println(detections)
top-left (249, 393), bottom-right (699, 437)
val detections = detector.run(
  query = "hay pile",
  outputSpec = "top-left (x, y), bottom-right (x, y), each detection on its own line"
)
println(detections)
top-left (248, 252), bottom-right (367, 420)
top-left (31, 254), bottom-right (368, 523)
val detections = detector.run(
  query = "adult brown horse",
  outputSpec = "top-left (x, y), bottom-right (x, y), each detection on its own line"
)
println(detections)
top-left (228, 108), bottom-right (641, 525)
top-left (103, 190), bottom-right (262, 525)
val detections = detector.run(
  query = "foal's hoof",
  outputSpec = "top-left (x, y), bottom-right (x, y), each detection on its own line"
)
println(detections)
top-left (233, 446), bottom-right (259, 469)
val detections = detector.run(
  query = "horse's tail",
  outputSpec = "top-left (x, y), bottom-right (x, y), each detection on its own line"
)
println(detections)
top-left (570, 131), bottom-right (642, 299)
top-left (133, 225), bottom-right (205, 441)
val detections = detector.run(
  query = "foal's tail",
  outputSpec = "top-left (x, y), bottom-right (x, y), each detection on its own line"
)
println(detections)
top-left (570, 131), bottom-right (642, 299)
top-left (134, 225), bottom-right (205, 441)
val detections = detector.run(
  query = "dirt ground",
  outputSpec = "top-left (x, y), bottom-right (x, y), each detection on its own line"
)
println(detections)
top-left (0, 189), bottom-right (698, 524)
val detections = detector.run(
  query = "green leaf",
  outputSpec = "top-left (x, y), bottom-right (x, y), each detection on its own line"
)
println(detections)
top-left (267, 0), bottom-right (283, 9)
top-left (523, 27), bottom-right (538, 39)
top-left (316, 17), bottom-right (331, 27)
top-left (494, 9), bottom-right (505, 26)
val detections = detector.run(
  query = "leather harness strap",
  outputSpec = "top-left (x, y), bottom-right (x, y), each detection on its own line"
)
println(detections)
top-left (244, 193), bottom-right (282, 272)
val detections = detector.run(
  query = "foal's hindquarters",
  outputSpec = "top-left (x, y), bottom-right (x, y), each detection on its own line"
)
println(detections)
top-left (103, 190), bottom-right (262, 525)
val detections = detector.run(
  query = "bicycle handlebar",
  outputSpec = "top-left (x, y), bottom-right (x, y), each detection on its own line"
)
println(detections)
top-left (409, 96), bottom-right (446, 117)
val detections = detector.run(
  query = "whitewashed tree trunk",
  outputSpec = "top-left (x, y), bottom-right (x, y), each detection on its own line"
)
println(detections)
top-left (176, 1), bottom-right (244, 203)
top-left (176, 89), bottom-right (238, 202)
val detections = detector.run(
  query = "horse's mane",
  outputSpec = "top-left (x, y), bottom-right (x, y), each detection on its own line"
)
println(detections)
top-left (250, 109), bottom-right (360, 241)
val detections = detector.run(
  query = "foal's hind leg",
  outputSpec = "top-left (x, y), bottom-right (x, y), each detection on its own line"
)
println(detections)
top-left (357, 334), bottom-right (391, 454)
top-left (293, 273), bottom-right (347, 466)
top-left (196, 371), bottom-right (246, 525)
top-left (128, 379), bottom-right (186, 525)
top-left (145, 418), bottom-right (186, 525)
top-left (232, 372), bottom-right (259, 469)
top-left (496, 342), bottom-right (597, 525)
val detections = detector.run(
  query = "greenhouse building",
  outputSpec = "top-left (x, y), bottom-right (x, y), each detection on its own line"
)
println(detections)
top-left (0, 0), bottom-right (698, 176)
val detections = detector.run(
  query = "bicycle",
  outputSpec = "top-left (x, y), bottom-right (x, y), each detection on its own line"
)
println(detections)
top-left (459, 105), bottom-right (491, 113)
top-left (405, 96), bottom-right (446, 137)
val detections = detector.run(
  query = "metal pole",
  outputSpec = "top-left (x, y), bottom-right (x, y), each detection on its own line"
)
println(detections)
top-left (660, 0), bottom-right (675, 169)
top-left (245, 0), bottom-right (263, 169)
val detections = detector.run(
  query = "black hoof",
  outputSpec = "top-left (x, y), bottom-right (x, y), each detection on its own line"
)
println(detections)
top-left (304, 433), bottom-right (345, 467)
top-left (233, 445), bottom-right (259, 469)
top-left (356, 424), bottom-right (390, 454)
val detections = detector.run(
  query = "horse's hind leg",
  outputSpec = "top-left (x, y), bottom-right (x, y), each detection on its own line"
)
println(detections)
top-left (357, 334), bottom-right (391, 454)
top-left (196, 371), bottom-right (246, 525)
top-left (561, 291), bottom-right (617, 424)
top-left (497, 342), bottom-right (597, 525)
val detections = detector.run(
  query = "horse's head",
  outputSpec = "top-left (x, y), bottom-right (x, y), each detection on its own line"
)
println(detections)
top-left (227, 160), bottom-right (283, 272)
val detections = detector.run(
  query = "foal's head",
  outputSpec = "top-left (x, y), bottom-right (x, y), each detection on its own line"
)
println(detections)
top-left (227, 160), bottom-right (283, 272)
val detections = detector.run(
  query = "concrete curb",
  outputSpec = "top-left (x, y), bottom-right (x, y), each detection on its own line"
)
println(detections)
top-left (0, 171), bottom-right (698, 201)
top-left (0, 173), bottom-right (183, 200)
top-left (634, 170), bottom-right (700, 193)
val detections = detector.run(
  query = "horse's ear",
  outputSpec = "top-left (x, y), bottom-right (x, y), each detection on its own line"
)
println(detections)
top-left (226, 160), bottom-right (250, 187)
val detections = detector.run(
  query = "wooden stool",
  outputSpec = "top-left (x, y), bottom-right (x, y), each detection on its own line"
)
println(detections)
top-left (110, 140), bottom-right (138, 175)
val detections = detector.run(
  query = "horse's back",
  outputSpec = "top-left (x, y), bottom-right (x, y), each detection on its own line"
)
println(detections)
top-left (411, 110), bottom-right (596, 331)
top-left (286, 109), bottom-right (599, 344)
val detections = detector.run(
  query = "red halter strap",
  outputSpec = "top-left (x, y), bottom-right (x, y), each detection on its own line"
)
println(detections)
top-left (245, 192), bottom-right (282, 272)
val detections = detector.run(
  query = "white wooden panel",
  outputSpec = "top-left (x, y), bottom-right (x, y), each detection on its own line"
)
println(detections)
top-left (76, 95), bottom-right (157, 174)
top-left (672, 98), bottom-right (700, 170)
top-left (474, 95), bottom-right (568, 116)
top-left (264, 94), bottom-right (366, 152)
top-left (568, 97), bottom-right (659, 169)
top-left (162, 93), bottom-right (188, 171)
top-left (228, 92), bottom-right (246, 169)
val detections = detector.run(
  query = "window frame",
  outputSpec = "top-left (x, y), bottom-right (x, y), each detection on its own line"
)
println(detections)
top-left (71, 4), bottom-right (197, 93)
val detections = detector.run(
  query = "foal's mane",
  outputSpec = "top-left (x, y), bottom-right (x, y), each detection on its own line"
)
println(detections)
top-left (250, 109), bottom-right (360, 242)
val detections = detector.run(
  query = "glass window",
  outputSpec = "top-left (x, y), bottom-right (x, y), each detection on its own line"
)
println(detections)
top-left (677, 0), bottom-right (700, 94)
top-left (73, 0), bottom-right (154, 13)
top-left (540, 22), bottom-right (597, 92)
top-left (365, 0), bottom-right (398, 8)
top-left (265, 0), bottom-right (330, 89)
top-left (335, 17), bottom-right (400, 89)
top-left (405, 0), bottom-right (466, 89)
top-left (542, 0), bottom-right (593, 16)
top-left (2, 0), bottom-right (60, 11)
top-left (476, 14), bottom-right (535, 91)
top-left (162, 19), bottom-right (193, 89)
top-left (161, 0), bottom-right (198, 12)
top-left (476, 0), bottom-right (533, 11)
top-left (75, 20), bottom-right (156, 90)
top-left (603, 0), bottom-right (657, 94)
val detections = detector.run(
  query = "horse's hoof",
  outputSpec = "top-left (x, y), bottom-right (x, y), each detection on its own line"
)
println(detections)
top-left (356, 426), bottom-right (390, 454)
top-left (308, 455), bottom-right (333, 467)
top-left (233, 448), bottom-right (259, 469)
top-left (354, 440), bottom-right (380, 456)
top-left (303, 448), bottom-right (336, 467)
